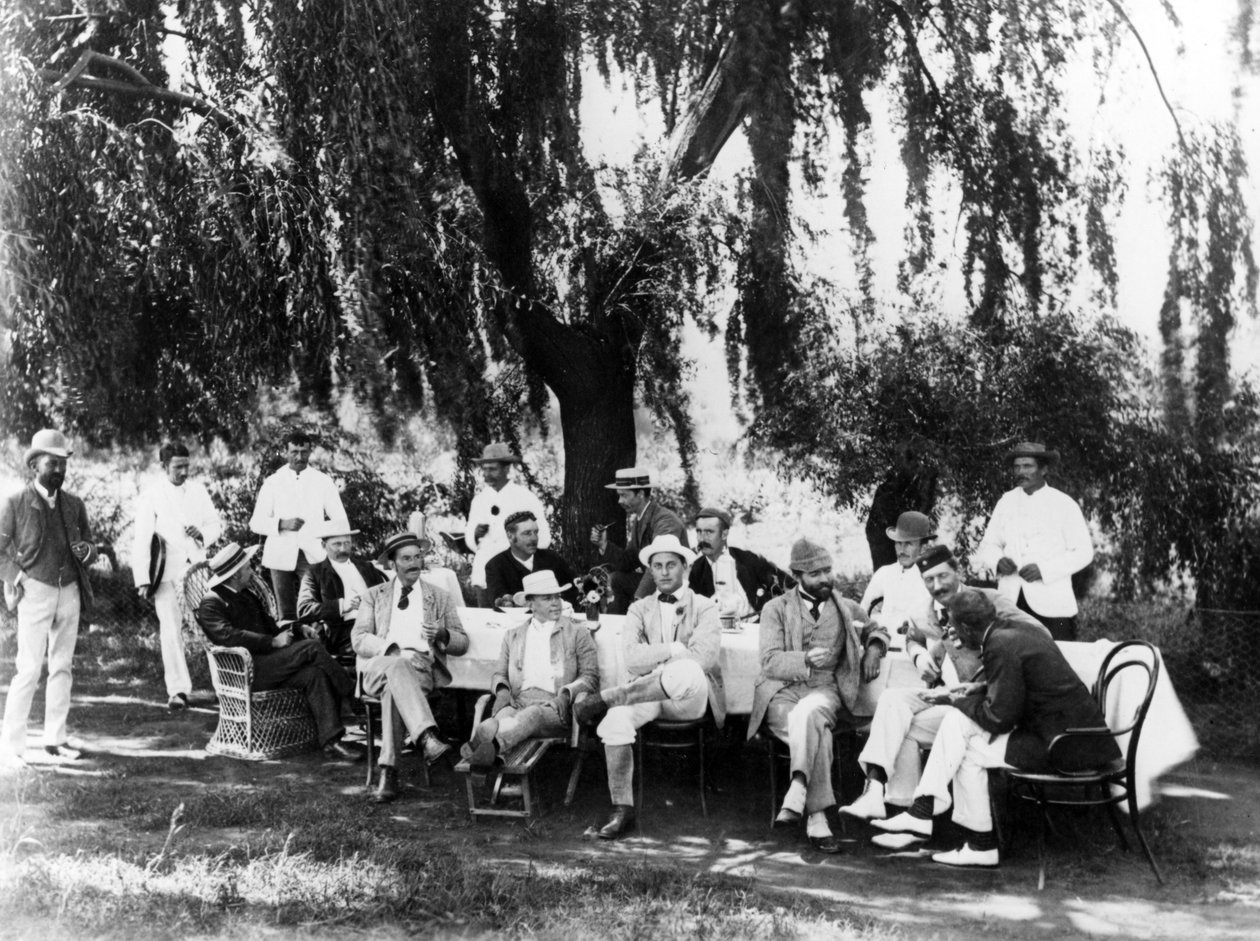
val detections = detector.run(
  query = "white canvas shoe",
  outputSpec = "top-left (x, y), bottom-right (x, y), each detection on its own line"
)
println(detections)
top-left (870, 811), bottom-right (933, 837)
top-left (871, 831), bottom-right (926, 850)
top-left (932, 843), bottom-right (999, 868)
top-left (839, 781), bottom-right (887, 819)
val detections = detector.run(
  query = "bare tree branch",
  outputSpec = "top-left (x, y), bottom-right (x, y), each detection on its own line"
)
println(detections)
top-left (1103, 0), bottom-right (1189, 153)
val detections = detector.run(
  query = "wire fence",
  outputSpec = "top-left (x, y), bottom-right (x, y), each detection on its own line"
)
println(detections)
top-left (2, 564), bottom-right (1259, 760)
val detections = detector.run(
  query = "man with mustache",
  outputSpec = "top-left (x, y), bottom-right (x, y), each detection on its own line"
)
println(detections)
top-left (589, 468), bottom-right (689, 614)
top-left (841, 545), bottom-right (1048, 824)
top-left (687, 507), bottom-right (792, 617)
top-left (858, 511), bottom-right (935, 633)
top-left (465, 443), bottom-right (552, 608)
top-left (751, 538), bottom-right (889, 853)
top-left (484, 511), bottom-right (577, 609)
top-left (0, 430), bottom-right (97, 767)
top-left (977, 441), bottom-right (1093, 640)
top-left (297, 520), bottom-right (388, 658)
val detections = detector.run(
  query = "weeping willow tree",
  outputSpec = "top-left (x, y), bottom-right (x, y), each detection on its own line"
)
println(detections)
top-left (1, 0), bottom-right (1256, 577)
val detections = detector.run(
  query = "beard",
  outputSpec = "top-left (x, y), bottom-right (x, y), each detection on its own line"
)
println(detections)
top-left (812, 582), bottom-right (833, 599)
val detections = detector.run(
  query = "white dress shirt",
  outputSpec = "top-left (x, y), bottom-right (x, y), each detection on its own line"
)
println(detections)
top-left (132, 476), bottom-right (223, 586)
top-left (705, 551), bottom-right (752, 618)
top-left (464, 481), bottom-right (552, 588)
top-left (977, 484), bottom-right (1094, 617)
top-left (657, 591), bottom-right (686, 645)
top-left (860, 562), bottom-right (932, 631)
top-left (249, 465), bottom-right (346, 571)
top-left (519, 618), bottom-right (558, 693)
top-left (385, 579), bottom-right (429, 652)
top-left (329, 558), bottom-right (370, 615)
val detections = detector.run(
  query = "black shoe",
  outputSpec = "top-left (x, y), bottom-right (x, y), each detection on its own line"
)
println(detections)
top-left (467, 739), bottom-right (499, 771)
top-left (421, 732), bottom-right (452, 765)
top-left (168, 693), bottom-right (189, 712)
top-left (595, 805), bottom-right (636, 841)
top-left (808, 833), bottom-right (845, 855)
top-left (374, 766), bottom-right (399, 803)
top-left (574, 695), bottom-right (609, 727)
top-left (773, 806), bottom-right (803, 829)
top-left (44, 744), bottom-right (80, 760)
top-left (324, 741), bottom-right (363, 764)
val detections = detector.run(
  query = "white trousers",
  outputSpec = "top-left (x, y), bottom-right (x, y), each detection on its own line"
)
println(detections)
top-left (914, 708), bottom-right (1012, 832)
top-left (857, 687), bottom-right (950, 806)
top-left (596, 659), bottom-right (709, 746)
top-left (2, 579), bottom-right (81, 755)
top-left (153, 580), bottom-right (192, 697)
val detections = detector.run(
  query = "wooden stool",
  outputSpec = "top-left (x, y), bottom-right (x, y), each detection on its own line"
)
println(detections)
top-left (457, 738), bottom-right (561, 819)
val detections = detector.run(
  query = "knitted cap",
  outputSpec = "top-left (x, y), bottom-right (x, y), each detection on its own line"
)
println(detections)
top-left (789, 538), bottom-right (833, 573)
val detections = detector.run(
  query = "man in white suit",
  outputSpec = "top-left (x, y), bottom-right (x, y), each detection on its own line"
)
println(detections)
top-left (575, 534), bottom-right (725, 840)
top-left (133, 442), bottom-right (223, 709)
top-left (352, 532), bottom-right (467, 803)
top-left (249, 431), bottom-right (347, 621)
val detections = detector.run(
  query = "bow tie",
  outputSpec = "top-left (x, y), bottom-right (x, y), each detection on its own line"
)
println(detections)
top-left (658, 594), bottom-right (679, 604)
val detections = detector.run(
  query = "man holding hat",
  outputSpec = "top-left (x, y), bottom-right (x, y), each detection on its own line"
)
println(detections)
top-left (590, 467), bottom-right (689, 614)
top-left (297, 520), bottom-right (388, 658)
top-left (195, 542), bottom-right (360, 762)
top-left (750, 538), bottom-right (889, 853)
top-left (353, 532), bottom-right (468, 802)
top-left (462, 570), bottom-right (599, 770)
top-left (133, 441), bottom-right (224, 711)
top-left (977, 441), bottom-right (1094, 640)
top-left (249, 431), bottom-right (347, 622)
top-left (0, 429), bottom-right (97, 765)
top-left (688, 506), bottom-right (791, 617)
top-left (464, 443), bottom-right (552, 606)
top-left (575, 533), bottom-right (723, 840)
top-left (859, 511), bottom-right (935, 633)
top-left (484, 510), bottom-right (578, 609)
top-left (842, 545), bottom-right (1049, 824)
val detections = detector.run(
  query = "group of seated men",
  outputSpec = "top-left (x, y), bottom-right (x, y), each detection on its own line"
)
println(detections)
top-left (192, 450), bottom-right (1116, 871)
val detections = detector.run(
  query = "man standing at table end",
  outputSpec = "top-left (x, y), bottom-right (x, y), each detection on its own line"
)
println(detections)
top-left (133, 442), bottom-right (223, 710)
top-left (575, 534), bottom-right (724, 840)
top-left (977, 441), bottom-right (1093, 640)
top-left (249, 431), bottom-right (346, 621)
top-left (751, 538), bottom-right (888, 853)
top-left (0, 429), bottom-right (96, 767)
top-left (465, 443), bottom-right (552, 608)
top-left (590, 468), bottom-right (689, 614)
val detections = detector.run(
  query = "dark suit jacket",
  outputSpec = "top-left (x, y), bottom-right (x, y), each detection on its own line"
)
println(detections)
top-left (196, 585), bottom-right (283, 656)
top-left (297, 556), bottom-right (388, 650)
top-left (688, 545), bottom-right (793, 613)
top-left (599, 500), bottom-right (688, 574)
top-left (484, 547), bottom-right (578, 605)
top-left (955, 618), bottom-right (1120, 771)
top-left (0, 483), bottom-right (96, 588)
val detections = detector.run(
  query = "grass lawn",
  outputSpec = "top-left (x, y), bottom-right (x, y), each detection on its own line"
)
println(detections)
top-left (2, 673), bottom-right (1260, 941)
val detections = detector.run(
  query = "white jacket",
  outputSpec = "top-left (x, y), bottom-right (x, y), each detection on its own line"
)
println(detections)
top-left (249, 465), bottom-right (346, 571)
top-left (132, 476), bottom-right (223, 586)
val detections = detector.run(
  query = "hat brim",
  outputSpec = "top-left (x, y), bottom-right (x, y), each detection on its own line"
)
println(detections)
top-left (320, 529), bottom-right (361, 539)
top-left (23, 446), bottom-right (72, 465)
top-left (473, 455), bottom-right (522, 465)
top-left (207, 545), bottom-right (260, 588)
top-left (605, 482), bottom-right (651, 490)
top-left (376, 537), bottom-right (430, 564)
top-left (1005, 449), bottom-right (1060, 464)
top-left (522, 582), bottom-right (572, 597)
top-left (885, 526), bottom-right (937, 542)
top-left (145, 534), bottom-right (166, 598)
top-left (638, 545), bottom-right (697, 568)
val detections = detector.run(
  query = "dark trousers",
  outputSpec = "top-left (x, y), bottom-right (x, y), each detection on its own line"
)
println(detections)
top-left (270, 554), bottom-right (311, 621)
top-left (253, 639), bottom-right (354, 745)
top-left (1016, 591), bottom-right (1078, 642)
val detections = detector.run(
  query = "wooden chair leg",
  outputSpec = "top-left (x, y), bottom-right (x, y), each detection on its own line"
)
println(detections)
top-left (698, 725), bottom-right (707, 818)
top-left (1128, 787), bottom-right (1166, 884)
top-left (1103, 792), bottom-right (1131, 853)
top-left (1034, 788), bottom-right (1049, 892)
top-left (564, 752), bottom-right (586, 807)
top-left (768, 741), bottom-right (778, 827)
top-left (463, 769), bottom-right (479, 818)
top-left (364, 703), bottom-right (377, 788)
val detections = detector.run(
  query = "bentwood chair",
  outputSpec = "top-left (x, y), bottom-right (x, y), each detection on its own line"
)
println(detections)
top-left (1002, 639), bottom-right (1165, 890)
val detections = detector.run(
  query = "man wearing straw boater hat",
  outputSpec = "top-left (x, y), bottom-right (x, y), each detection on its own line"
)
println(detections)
top-left (297, 519), bottom-right (388, 658)
top-left (976, 441), bottom-right (1093, 640)
top-left (464, 442), bottom-right (552, 607)
top-left (461, 570), bottom-right (599, 771)
top-left (575, 533), bottom-right (723, 840)
top-left (353, 531), bottom-right (468, 803)
top-left (195, 542), bottom-right (360, 763)
top-left (0, 429), bottom-right (97, 767)
top-left (133, 441), bottom-right (224, 711)
top-left (590, 467), bottom-right (689, 614)
top-left (858, 511), bottom-right (936, 633)
top-left (750, 537), bottom-right (889, 854)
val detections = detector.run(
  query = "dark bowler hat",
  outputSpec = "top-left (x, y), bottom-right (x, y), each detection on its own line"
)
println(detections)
top-left (886, 511), bottom-right (936, 543)
top-left (376, 531), bottom-right (428, 564)
top-left (1004, 441), bottom-right (1060, 465)
top-left (916, 545), bottom-right (957, 573)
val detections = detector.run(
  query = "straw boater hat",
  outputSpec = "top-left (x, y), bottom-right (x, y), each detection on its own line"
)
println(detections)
top-left (23, 428), bottom-right (73, 466)
top-left (312, 519), bottom-right (360, 540)
top-left (472, 442), bottom-right (522, 465)
top-left (376, 531), bottom-right (429, 564)
top-left (885, 511), bottom-right (936, 543)
top-left (605, 467), bottom-right (653, 490)
top-left (206, 542), bottom-right (260, 588)
top-left (1004, 441), bottom-right (1060, 465)
top-left (637, 533), bottom-right (696, 568)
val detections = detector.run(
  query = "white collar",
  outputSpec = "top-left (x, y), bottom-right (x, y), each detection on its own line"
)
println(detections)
top-left (32, 481), bottom-right (58, 505)
top-left (529, 617), bottom-right (559, 634)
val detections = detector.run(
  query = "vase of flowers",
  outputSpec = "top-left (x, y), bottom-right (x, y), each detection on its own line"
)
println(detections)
top-left (580, 565), bottom-right (613, 629)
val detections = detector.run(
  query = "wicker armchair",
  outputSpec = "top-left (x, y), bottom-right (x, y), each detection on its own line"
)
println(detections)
top-left (181, 561), bottom-right (319, 761)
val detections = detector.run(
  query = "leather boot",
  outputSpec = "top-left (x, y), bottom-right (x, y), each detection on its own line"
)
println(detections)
top-left (596, 804), bottom-right (636, 840)
top-left (374, 765), bottom-right (400, 803)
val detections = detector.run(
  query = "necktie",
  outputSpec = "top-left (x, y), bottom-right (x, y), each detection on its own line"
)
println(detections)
top-left (658, 593), bottom-right (678, 604)
top-left (937, 606), bottom-right (949, 626)
top-left (809, 599), bottom-right (821, 621)
top-left (398, 584), bottom-right (413, 610)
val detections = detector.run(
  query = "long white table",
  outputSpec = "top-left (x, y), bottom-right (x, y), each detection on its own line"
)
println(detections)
top-left (445, 609), bottom-right (1198, 807)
